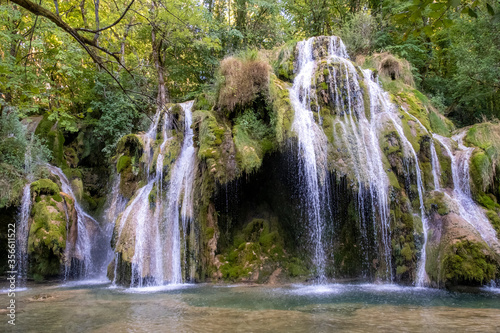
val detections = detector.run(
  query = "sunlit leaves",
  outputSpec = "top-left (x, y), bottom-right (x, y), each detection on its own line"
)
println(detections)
top-left (395, 0), bottom-right (498, 38)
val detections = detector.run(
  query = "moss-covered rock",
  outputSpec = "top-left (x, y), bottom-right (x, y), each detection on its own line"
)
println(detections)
top-left (115, 134), bottom-right (144, 199)
top-left (426, 211), bottom-right (500, 288)
top-left (424, 191), bottom-right (453, 216)
top-left (31, 179), bottom-right (60, 197)
top-left (218, 218), bottom-right (305, 283)
top-left (27, 181), bottom-right (78, 279)
top-left (444, 240), bottom-right (498, 285)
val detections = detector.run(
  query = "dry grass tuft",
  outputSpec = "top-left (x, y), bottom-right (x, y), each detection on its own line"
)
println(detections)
top-left (218, 56), bottom-right (271, 112)
top-left (375, 52), bottom-right (414, 87)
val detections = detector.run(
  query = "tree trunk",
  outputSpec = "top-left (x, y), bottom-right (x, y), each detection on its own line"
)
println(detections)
top-left (151, 28), bottom-right (167, 108)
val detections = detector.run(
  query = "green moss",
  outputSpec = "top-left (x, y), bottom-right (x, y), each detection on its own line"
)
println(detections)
top-left (219, 218), bottom-right (296, 282)
top-left (429, 111), bottom-right (453, 136)
top-left (31, 179), bottom-right (60, 196)
top-left (269, 76), bottom-right (294, 144)
top-left (62, 167), bottom-right (83, 180)
top-left (396, 265), bottom-right (408, 276)
top-left (486, 210), bottom-right (500, 235)
top-left (358, 78), bottom-right (371, 119)
top-left (82, 192), bottom-right (98, 211)
top-left (35, 115), bottom-right (66, 167)
top-left (469, 150), bottom-right (492, 194)
top-left (274, 41), bottom-right (296, 82)
top-left (117, 155), bottom-right (132, 174)
top-left (35, 115), bottom-right (55, 137)
top-left (444, 240), bottom-right (498, 285)
top-left (64, 147), bottom-right (79, 167)
top-left (148, 184), bottom-right (157, 208)
top-left (233, 125), bottom-right (263, 174)
top-left (195, 111), bottom-right (225, 159)
top-left (476, 193), bottom-right (500, 210)
top-left (286, 257), bottom-right (308, 277)
top-left (52, 193), bottom-right (63, 202)
top-left (434, 142), bottom-right (453, 188)
top-left (205, 227), bottom-right (215, 240)
top-left (28, 196), bottom-right (68, 277)
top-left (116, 134), bottom-right (143, 158)
top-left (424, 191), bottom-right (450, 215)
top-left (400, 243), bottom-right (414, 261)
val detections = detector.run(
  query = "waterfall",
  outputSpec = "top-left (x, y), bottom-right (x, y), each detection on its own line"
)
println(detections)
top-left (105, 174), bottom-right (128, 226)
top-left (16, 135), bottom-right (35, 286)
top-left (47, 165), bottom-right (101, 278)
top-left (362, 75), bottom-right (430, 286)
top-left (433, 133), bottom-right (500, 251)
top-left (164, 100), bottom-right (196, 284)
top-left (126, 106), bottom-right (170, 287)
top-left (327, 50), bottom-right (393, 279)
top-left (102, 174), bottom-right (127, 280)
top-left (289, 37), bottom-right (330, 281)
top-left (430, 142), bottom-right (441, 190)
top-left (16, 184), bottom-right (31, 286)
top-left (113, 101), bottom-right (196, 287)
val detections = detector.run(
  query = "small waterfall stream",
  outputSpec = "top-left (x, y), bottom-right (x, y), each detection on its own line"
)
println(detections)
top-left (433, 133), bottom-right (500, 251)
top-left (401, 108), bottom-right (442, 190)
top-left (16, 184), bottom-right (32, 286)
top-left (47, 165), bottom-right (101, 278)
top-left (165, 100), bottom-right (196, 284)
top-left (327, 54), bottom-right (393, 279)
top-left (16, 140), bottom-right (34, 286)
top-left (289, 37), bottom-right (330, 281)
top-left (126, 105), bottom-right (170, 287)
top-left (113, 101), bottom-right (196, 287)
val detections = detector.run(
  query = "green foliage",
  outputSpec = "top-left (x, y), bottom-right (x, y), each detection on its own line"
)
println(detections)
top-left (90, 85), bottom-right (142, 157)
top-left (338, 11), bottom-right (376, 56)
top-left (233, 109), bottom-right (275, 174)
top-left (1, 111), bottom-right (51, 171)
top-left (0, 110), bottom-right (51, 208)
top-left (429, 111), bottom-right (453, 136)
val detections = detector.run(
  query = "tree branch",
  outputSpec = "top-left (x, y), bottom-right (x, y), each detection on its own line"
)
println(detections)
top-left (76, 0), bottom-right (135, 33)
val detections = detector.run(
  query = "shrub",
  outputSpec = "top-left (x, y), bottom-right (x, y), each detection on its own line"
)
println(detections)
top-left (217, 56), bottom-right (271, 113)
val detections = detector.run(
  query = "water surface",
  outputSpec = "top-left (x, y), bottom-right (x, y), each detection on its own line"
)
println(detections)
top-left (2, 282), bottom-right (499, 332)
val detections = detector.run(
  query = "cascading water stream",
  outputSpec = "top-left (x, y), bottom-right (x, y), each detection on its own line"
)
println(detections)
top-left (401, 108), bottom-right (441, 190)
top-left (47, 165), bottom-right (101, 278)
top-left (430, 143), bottom-right (441, 190)
top-left (326, 43), bottom-right (393, 279)
top-left (127, 106), bottom-right (170, 287)
top-left (16, 184), bottom-right (32, 287)
top-left (164, 100), bottom-right (196, 284)
top-left (433, 133), bottom-right (500, 252)
top-left (102, 174), bottom-right (127, 280)
top-left (289, 37), bottom-right (330, 281)
top-left (16, 140), bottom-right (35, 286)
top-left (363, 76), bottom-right (430, 286)
top-left (112, 107), bottom-right (165, 271)
top-left (113, 101), bottom-right (196, 287)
